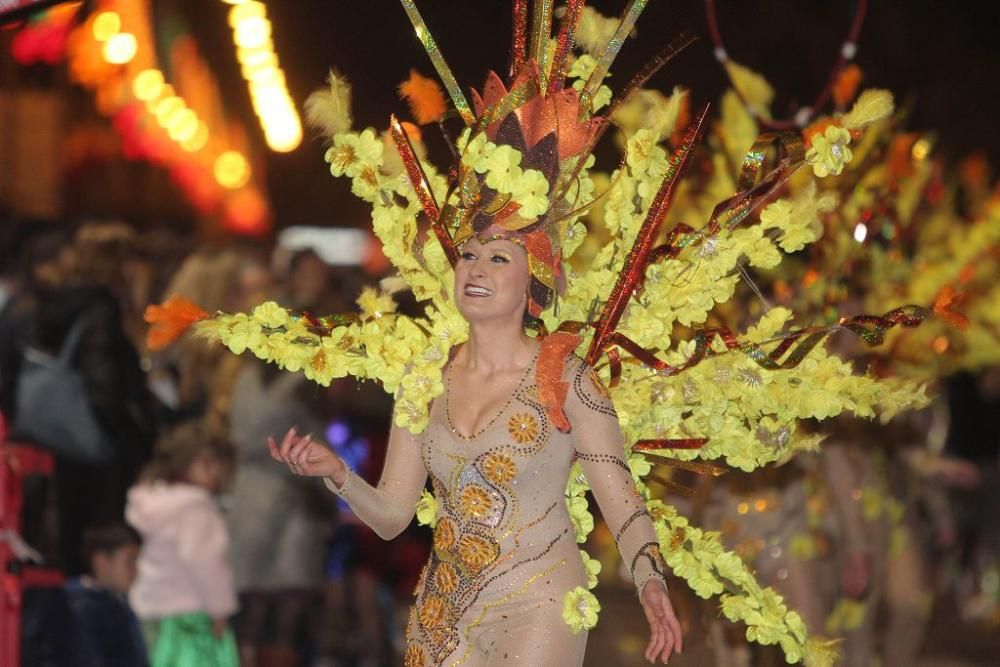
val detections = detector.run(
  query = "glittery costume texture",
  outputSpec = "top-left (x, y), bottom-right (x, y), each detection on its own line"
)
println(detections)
top-left (326, 354), bottom-right (667, 666)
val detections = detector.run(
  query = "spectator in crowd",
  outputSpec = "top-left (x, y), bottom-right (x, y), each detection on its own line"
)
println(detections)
top-left (64, 523), bottom-right (148, 667)
top-left (16, 222), bottom-right (157, 575)
top-left (227, 358), bottom-right (334, 667)
top-left (153, 248), bottom-right (272, 431)
top-left (0, 217), bottom-right (71, 424)
top-left (127, 419), bottom-right (239, 666)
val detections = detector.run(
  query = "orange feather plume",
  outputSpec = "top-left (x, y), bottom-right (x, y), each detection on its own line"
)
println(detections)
top-left (144, 295), bottom-right (210, 351)
top-left (932, 284), bottom-right (970, 331)
top-left (832, 64), bottom-right (863, 108)
top-left (398, 69), bottom-right (447, 125)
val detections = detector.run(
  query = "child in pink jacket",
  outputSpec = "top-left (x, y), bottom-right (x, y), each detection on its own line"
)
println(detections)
top-left (127, 420), bottom-right (238, 666)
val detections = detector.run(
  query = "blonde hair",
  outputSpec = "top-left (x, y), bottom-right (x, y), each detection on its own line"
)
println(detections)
top-left (141, 420), bottom-right (234, 485)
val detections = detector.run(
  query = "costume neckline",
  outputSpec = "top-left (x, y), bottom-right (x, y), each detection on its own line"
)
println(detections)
top-left (444, 345), bottom-right (540, 441)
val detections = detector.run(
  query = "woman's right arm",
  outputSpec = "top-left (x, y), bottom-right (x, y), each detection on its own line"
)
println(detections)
top-left (270, 420), bottom-right (427, 540)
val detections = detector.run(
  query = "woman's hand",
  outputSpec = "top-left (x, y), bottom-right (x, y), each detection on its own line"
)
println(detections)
top-left (640, 579), bottom-right (683, 664)
top-left (267, 427), bottom-right (346, 484)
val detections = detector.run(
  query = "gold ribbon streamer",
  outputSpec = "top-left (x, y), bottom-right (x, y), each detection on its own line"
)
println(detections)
top-left (399, 0), bottom-right (474, 126)
top-left (546, 0), bottom-right (585, 95)
top-left (579, 0), bottom-right (649, 117)
top-left (509, 0), bottom-right (529, 80)
top-left (529, 0), bottom-right (554, 88)
top-left (389, 115), bottom-right (459, 266)
top-left (585, 106), bottom-right (710, 366)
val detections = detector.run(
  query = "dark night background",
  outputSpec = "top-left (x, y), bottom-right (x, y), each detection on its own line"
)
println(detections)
top-left (11, 1), bottom-right (1000, 228)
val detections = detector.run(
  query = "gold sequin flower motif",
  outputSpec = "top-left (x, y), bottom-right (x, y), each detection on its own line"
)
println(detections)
top-left (481, 452), bottom-right (517, 485)
top-left (457, 534), bottom-right (500, 574)
top-left (434, 562), bottom-right (459, 594)
top-left (433, 518), bottom-right (456, 553)
top-left (404, 643), bottom-right (425, 667)
top-left (507, 412), bottom-right (539, 444)
top-left (418, 594), bottom-right (450, 629)
top-left (459, 485), bottom-right (494, 519)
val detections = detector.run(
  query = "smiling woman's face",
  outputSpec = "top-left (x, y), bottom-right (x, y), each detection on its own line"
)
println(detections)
top-left (453, 237), bottom-right (530, 324)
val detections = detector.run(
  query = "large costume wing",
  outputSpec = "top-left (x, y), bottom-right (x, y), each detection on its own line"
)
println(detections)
top-left (147, 4), bottom-right (959, 665)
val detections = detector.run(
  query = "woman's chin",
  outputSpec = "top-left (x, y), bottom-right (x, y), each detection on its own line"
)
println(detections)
top-left (456, 299), bottom-right (516, 324)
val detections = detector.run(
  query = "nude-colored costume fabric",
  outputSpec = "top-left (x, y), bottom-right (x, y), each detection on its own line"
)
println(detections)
top-left (325, 354), bottom-right (668, 666)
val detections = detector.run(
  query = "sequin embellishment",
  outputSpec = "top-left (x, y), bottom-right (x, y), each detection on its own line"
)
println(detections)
top-left (459, 485), bottom-right (494, 519)
top-left (457, 533), bottom-right (500, 574)
top-left (507, 412), bottom-right (539, 443)
top-left (481, 452), bottom-right (517, 485)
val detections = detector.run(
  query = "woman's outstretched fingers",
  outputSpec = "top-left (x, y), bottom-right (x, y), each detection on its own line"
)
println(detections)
top-left (663, 600), bottom-right (682, 654)
top-left (267, 436), bottom-right (281, 461)
top-left (643, 593), bottom-right (666, 663)
top-left (659, 625), bottom-right (674, 663)
top-left (292, 436), bottom-right (313, 466)
top-left (644, 627), bottom-right (658, 663)
top-left (278, 427), bottom-right (298, 460)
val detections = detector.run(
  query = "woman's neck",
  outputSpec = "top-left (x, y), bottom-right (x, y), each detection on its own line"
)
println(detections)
top-left (462, 317), bottom-right (536, 373)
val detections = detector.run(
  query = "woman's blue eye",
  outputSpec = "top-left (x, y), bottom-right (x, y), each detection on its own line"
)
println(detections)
top-left (461, 251), bottom-right (477, 261)
top-left (491, 255), bottom-right (510, 264)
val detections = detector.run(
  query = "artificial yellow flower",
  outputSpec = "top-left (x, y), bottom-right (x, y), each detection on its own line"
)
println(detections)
top-left (252, 301), bottom-right (289, 329)
top-left (509, 168), bottom-right (550, 219)
top-left (484, 144), bottom-right (523, 192)
top-left (806, 125), bottom-right (853, 178)
top-left (356, 286), bottom-right (398, 320)
top-left (217, 313), bottom-right (262, 355)
top-left (580, 550), bottom-right (602, 589)
top-left (415, 489), bottom-right (439, 528)
top-left (462, 132), bottom-right (495, 173)
top-left (325, 133), bottom-right (360, 177)
top-left (562, 586), bottom-right (600, 634)
top-left (567, 496), bottom-right (594, 543)
top-left (565, 461), bottom-right (590, 497)
top-left (351, 165), bottom-right (383, 203)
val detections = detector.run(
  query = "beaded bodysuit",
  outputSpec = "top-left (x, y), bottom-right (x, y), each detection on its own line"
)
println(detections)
top-left (327, 353), bottom-right (668, 666)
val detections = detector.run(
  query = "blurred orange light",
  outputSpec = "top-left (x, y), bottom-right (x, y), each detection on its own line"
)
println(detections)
top-left (214, 151), bottom-right (251, 189)
top-left (92, 11), bottom-right (121, 42)
top-left (234, 17), bottom-right (271, 49)
top-left (103, 32), bottom-right (137, 65)
top-left (229, 2), bottom-right (266, 28)
top-left (932, 336), bottom-right (949, 354)
top-left (167, 109), bottom-right (199, 142)
top-left (132, 69), bottom-right (164, 101)
top-left (180, 122), bottom-right (210, 152)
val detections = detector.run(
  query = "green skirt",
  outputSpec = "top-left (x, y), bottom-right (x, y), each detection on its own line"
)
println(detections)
top-left (143, 613), bottom-right (238, 667)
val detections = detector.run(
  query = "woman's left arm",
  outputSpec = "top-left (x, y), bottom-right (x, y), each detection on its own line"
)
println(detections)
top-left (565, 362), bottom-right (683, 663)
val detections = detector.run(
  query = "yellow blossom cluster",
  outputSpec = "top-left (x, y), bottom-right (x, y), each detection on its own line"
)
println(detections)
top-left (183, 43), bottom-right (931, 666)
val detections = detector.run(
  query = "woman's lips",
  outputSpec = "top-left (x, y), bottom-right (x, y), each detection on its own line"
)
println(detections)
top-left (464, 284), bottom-right (493, 297)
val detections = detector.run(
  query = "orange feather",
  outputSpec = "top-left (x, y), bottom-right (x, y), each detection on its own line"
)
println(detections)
top-left (144, 295), bottom-right (210, 351)
top-left (398, 69), bottom-right (447, 125)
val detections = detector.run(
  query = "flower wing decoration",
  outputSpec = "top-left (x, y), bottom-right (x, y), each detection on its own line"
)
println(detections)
top-left (145, 3), bottom-right (962, 665)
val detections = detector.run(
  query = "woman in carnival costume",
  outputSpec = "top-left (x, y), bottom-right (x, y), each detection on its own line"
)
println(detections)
top-left (147, 2), bottom-right (954, 664)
